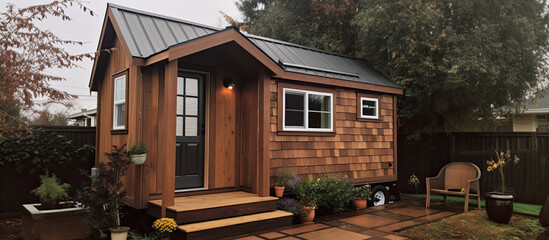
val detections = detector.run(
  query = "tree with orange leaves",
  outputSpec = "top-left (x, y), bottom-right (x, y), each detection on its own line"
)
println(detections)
top-left (0, 0), bottom-right (94, 136)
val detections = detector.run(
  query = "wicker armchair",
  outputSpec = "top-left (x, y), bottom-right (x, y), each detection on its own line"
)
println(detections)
top-left (426, 162), bottom-right (481, 212)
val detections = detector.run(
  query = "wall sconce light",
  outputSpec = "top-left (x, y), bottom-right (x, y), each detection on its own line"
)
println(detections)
top-left (223, 76), bottom-right (235, 89)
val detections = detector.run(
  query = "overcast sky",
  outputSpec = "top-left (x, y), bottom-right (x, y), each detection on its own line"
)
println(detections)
top-left (2, 0), bottom-right (242, 115)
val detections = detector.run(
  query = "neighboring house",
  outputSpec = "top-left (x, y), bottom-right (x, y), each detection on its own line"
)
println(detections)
top-left (497, 95), bottom-right (549, 132)
top-left (89, 3), bottom-right (402, 237)
top-left (69, 108), bottom-right (97, 127)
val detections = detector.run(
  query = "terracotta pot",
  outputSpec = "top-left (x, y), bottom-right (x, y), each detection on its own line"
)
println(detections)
top-left (299, 207), bottom-right (315, 224)
top-left (485, 192), bottom-right (513, 224)
top-left (130, 154), bottom-right (147, 165)
top-left (353, 199), bottom-right (367, 210)
top-left (274, 186), bottom-right (285, 197)
top-left (110, 226), bottom-right (130, 240)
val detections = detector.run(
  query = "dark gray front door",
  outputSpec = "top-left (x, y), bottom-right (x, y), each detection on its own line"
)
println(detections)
top-left (175, 72), bottom-right (205, 189)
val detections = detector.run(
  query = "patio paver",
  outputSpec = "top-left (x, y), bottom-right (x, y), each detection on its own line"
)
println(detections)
top-left (297, 227), bottom-right (371, 240)
top-left (259, 231), bottom-right (287, 239)
top-left (226, 199), bottom-right (458, 240)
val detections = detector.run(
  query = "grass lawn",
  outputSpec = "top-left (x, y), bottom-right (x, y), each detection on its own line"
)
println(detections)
top-left (409, 194), bottom-right (542, 216)
top-left (399, 210), bottom-right (547, 240)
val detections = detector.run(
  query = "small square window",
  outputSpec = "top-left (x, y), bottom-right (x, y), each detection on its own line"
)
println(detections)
top-left (360, 97), bottom-right (378, 119)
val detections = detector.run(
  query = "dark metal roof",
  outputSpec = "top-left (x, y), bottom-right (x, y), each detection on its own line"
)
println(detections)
top-left (107, 3), bottom-right (400, 89)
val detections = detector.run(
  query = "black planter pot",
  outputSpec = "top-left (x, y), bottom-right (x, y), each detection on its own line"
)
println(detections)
top-left (485, 192), bottom-right (513, 224)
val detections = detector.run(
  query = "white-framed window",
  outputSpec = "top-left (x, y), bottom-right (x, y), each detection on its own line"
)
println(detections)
top-left (360, 97), bottom-right (378, 119)
top-left (283, 88), bottom-right (333, 131)
top-left (113, 75), bottom-right (126, 129)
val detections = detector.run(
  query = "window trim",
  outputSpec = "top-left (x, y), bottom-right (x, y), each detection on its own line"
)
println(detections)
top-left (278, 82), bottom-right (336, 134)
top-left (112, 70), bottom-right (128, 131)
top-left (356, 93), bottom-right (381, 121)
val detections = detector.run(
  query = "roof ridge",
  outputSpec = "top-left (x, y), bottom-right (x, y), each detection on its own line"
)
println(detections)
top-left (107, 2), bottom-right (222, 32)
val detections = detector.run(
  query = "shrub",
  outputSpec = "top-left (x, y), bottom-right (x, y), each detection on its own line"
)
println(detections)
top-left (317, 176), bottom-right (354, 209)
top-left (128, 141), bottom-right (147, 155)
top-left (295, 179), bottom-right (319, 207)
top-left (31, 173), bottom-right (70, 207)
top-left (0, 129), bottom-right (94, 175)
top-left (352, 185), bottom-right (372, 200)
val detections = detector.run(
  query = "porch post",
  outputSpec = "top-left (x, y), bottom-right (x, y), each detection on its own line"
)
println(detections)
top-left (258, 69), bottom-right (271, 197)
top-left (160, 60), bottom-right (177, 215)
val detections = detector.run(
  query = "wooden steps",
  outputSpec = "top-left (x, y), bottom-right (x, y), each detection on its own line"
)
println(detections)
top-left (174, 210), bottom-right (293, 240)
top-left (148, 191), bottom-right (279, 224)
top-left (148, 191), bottom-right (292, 239)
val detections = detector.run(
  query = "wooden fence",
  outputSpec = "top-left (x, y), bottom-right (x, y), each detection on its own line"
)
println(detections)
top-left (398, 132), bottom-right (549, 204)
top-left (0, 126), bottom-right (96, 215)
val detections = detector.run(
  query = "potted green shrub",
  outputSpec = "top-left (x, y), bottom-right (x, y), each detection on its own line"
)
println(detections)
top-left (31, 173), bottom-right (71, 209)
top-left (295, 179), bottom-right (319, 223)
top-left (296, 200), bottom-right (316, 224)
top-left (485, 150), bottom-right (520, 224)
top-left (274, 168), bottom-right (291, 197)
top-left (129, 141), bottom-right (148, 165)
top-left (352, 185), bottom-right (372, 210)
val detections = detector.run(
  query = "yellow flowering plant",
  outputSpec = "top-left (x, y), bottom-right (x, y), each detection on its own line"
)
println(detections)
top-left (407, 173), bottom-right (421, 194)
top-left (152, 218), bottom-right (178, 238)
top-left (486, 150), bottom-right (519, 194)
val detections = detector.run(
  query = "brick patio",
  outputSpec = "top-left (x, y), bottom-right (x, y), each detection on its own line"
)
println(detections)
top-left (228, 200), bottom-right (457, 240)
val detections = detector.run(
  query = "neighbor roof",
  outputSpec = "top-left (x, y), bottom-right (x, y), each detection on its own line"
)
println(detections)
top-left (106, 3), bottom-right (400, 89)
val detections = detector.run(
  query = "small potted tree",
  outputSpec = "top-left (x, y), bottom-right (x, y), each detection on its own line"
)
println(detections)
top-left (129, 141), bottom-right (148, 165)
top-left (274, 168), bottom-right (291, 197)
top-left (485, 150), bottom-right (520, 224)
top-left (79, 145), bottom-right (131, 239)
top-left (352, 184), bottom-right (372, 210)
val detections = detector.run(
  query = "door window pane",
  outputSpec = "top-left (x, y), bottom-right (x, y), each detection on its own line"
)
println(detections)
top-left (186, 78), bottom-right (198, 96)
top-left (185, 117), bottom-right (198, 136)
top-left (177, 77), bottom-right (184, 95)
top-left (177, 97), bottom-right (184, 115)
top-left (176, 117), bottom-right (184, 136)
top-left (185, 97), bottom-right (198, 116)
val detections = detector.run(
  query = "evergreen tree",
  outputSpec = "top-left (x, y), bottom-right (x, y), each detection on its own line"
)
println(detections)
top-left (237, 0), bottom-right (549, 140)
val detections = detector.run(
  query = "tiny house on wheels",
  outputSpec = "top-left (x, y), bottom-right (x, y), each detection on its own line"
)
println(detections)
top-left (90, 3), bottom-right (402, 238)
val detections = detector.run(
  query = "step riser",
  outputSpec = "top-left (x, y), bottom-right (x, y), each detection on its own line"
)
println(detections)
top-left (148, 200), bottom-right (278, 224)
top-left (175, 214), bottom-right (293, 240)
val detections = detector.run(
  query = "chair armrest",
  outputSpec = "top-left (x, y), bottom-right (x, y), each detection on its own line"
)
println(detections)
top-left (426, 175), bottom-right (444, 190)
top-left (468, 178), bottom-right (480, 194)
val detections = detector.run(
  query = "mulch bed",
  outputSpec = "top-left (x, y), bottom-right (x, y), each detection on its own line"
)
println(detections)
top-left (0, 217), bottom-right (22, 240)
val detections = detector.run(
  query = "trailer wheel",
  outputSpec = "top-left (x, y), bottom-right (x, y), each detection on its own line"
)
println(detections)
top-left (371, 185), bottom-right (389, 206)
